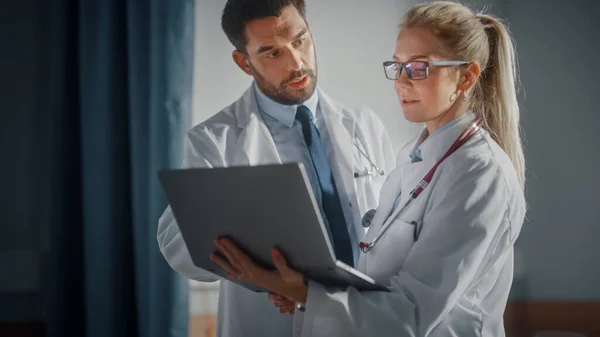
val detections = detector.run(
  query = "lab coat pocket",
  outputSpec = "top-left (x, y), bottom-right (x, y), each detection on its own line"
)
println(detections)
top-left (366, 218), bottom-right (420, 285)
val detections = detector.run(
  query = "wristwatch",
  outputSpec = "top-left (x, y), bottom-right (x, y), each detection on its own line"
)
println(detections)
top-left (296, 276), bottom-right (309, 312)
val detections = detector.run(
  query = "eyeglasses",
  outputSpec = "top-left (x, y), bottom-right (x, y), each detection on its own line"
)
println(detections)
top-left (382, 60), bottom-right (468, 80)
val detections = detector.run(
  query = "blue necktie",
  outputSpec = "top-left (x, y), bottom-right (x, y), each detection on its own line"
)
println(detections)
top-left (295, 105), bottom-right (354, 266)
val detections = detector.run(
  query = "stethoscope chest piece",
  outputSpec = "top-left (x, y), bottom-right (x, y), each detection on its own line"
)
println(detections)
top-left (361, 209), bottom-right (377, 228)
top-left (359, 241), bottom-right (374, 253)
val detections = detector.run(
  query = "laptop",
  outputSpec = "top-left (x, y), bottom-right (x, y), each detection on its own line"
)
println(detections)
top-left (158, 163), bottom-right (389, 293)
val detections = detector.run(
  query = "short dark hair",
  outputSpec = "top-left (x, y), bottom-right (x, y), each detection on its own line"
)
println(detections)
top-left (221, 0), bottom-right (307, 53)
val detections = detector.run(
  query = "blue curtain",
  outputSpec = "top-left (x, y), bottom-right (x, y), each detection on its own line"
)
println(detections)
top-left (46, 1), bottom-right (193, 336)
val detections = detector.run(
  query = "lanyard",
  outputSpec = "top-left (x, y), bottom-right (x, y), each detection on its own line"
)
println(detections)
top-left (359, 117), bottom-right (483, 253)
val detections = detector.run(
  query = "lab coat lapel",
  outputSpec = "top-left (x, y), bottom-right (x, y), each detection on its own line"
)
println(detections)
top-left (418, 111), bottom-right (478, 169)
top-left (367, 112), bottom-right (479, 238)
top-left (233, 86), bottom-right (282, 165)
top-left (360, 144), bottom-right (427, 249)
top-left (358, 168), bottom-right (404, 252)
top-left (318, 91), bottom-right (356, 213)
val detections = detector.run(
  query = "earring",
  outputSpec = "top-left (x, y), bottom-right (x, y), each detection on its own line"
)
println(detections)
top-left (462, 91), bottom-right (468, 102)
top-left (450, 92), bottom-right (458, 101)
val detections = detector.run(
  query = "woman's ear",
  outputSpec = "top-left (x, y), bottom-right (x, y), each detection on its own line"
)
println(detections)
top-left (458, 62), bottom-right (481, 93)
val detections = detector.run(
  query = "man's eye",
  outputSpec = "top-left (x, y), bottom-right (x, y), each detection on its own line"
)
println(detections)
top-left (293, 38), bottom-right (305, 47)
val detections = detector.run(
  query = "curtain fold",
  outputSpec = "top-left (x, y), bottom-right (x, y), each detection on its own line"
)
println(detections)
top-left (46, 1), bottom-right (194, 336)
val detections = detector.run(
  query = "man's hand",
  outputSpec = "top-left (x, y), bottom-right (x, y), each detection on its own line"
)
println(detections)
top-left (268, 292), bottom-right (296, 314)
top-left (209, 238), bottom-right (308, 303)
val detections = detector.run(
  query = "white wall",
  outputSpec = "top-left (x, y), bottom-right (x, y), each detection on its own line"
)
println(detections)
top-left (192, 0), bottom-right (428, 151)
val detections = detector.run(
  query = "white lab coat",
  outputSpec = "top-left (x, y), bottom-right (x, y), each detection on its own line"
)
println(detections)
top-left (294, 112), bottom-right (526, 337)
top-left (157, 84), bottom-right (396, 337)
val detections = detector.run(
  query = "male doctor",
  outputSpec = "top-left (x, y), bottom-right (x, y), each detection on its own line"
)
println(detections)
top-left (157, 0), bottom-right (395, 336)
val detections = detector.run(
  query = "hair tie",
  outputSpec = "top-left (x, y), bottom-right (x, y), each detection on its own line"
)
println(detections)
top-left (476, 13), bottom-right (494, 29)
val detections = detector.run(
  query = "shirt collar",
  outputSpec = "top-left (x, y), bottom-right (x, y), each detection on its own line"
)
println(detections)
top-left (253, 81), bottom-right (320, 127)
top-left (410, 111), bottom-right (478, 163)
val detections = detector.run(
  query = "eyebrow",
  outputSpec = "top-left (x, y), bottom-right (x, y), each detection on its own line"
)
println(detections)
top-left (256, 28), bottom-right (308, 55)
top-left (392, 54), bottom-right (430, 62)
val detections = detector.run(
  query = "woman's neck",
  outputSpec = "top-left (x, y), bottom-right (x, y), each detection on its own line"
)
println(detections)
top-left (425, 102), bottom-right (469, 134)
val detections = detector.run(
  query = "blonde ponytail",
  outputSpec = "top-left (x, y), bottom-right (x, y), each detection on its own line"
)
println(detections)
top-left (401, 2), bottom-right (526, 189)
top-left (473, 14), bottom-right (525, 189)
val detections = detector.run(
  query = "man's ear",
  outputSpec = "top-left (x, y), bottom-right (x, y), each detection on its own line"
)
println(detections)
top-left (233, 50), bottom-right (252, 76)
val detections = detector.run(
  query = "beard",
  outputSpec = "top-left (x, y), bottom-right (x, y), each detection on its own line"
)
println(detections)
top-left (249, 60), bottom-right (318, 106)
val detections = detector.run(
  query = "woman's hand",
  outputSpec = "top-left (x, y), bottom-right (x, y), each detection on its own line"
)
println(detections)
top-left (209, 238), bottom-right (308, 303)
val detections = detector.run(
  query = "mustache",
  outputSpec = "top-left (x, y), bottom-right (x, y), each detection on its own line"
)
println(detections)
top-left (284, 69), bottom-right (315, 85)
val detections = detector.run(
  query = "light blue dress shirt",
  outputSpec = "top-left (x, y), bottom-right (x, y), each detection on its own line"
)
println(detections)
top-left (253, 83), bottom-right (359, 265)
top-left (408, 114), bottom-right (463, 163)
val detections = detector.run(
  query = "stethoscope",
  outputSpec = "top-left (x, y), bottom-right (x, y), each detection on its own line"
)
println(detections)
top-left (353, 141), bottom-right (385, 178)
top-left (359, 117), bottom-right (483, 253)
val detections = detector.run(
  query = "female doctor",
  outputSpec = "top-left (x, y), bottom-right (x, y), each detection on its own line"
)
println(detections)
top-left (210, 1), bottom-right (527, 336)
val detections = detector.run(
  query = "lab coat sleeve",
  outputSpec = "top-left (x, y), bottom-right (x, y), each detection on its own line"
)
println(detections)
top-left (299, 155), bottom-right (515, 337)
top-left (156, 128), bottom-right (225, 282)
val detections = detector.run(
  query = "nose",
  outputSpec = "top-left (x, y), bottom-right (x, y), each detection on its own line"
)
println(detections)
top-left (287, 49), bottom-right (304, 71)
top-left (395, 71), bottom-right (412, 89)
